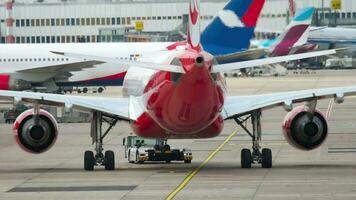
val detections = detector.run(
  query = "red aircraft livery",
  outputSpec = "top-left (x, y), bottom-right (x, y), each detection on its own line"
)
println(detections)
top-left (0, 0), bottom-right (353, 172)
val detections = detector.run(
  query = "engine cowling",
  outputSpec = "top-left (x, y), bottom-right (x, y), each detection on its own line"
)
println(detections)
top-left (0, 74), bottom-right (31, 90)
top-left (13, 109), bottom-right (58, 154)
top-left (282, 105), bottom-right (328, 151)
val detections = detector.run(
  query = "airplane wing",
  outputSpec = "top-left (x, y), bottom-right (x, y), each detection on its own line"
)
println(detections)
top-left (222, 86), bottom-right (356, 119)
top-left (0, 90), bottom-right (131, 120)
top-left (212, 49), bottom-right (337, 73)
top-left (15, 60), bottom-right (104, 73)
top-left (52, 49), bottom-right (337, 74)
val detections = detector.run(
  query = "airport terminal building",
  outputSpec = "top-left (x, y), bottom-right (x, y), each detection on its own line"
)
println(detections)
top-left (0, 0), bottom-right (355, 43)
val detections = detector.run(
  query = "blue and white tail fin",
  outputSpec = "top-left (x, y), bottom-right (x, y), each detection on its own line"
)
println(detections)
top-left (187, 0), bottom-right (202, 52)
top-left (201, 0), bottom-right (265, 56)
top-left (269, 7), bottom-right (315, 56)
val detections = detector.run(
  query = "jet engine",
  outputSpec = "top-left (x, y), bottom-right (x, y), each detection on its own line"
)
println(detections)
top-left (0, 74), bottom-right (31, 90)
top-left (13, 109), bottom-right (58, 154)
top-left (282, 105), bottom-right (328, 150)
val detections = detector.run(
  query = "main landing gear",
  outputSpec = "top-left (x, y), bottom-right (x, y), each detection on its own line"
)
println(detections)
top-left (234, 110), bottom-right (272, 169)
top-left (84, 111), bottom-right (119, 171)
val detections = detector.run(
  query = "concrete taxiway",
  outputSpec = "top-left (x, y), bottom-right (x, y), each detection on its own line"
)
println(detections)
top-left (1, 70), bottom-right (356, 200)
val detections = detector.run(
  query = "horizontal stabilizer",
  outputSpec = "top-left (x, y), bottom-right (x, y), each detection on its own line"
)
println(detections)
top-left (212, 49), bottom-right (337, 73)
top-left (51, 51), bottom-right (185, 74)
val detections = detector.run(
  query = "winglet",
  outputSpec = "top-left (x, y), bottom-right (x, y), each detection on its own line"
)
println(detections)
top-left (187, 0), bottom-right (202, 51)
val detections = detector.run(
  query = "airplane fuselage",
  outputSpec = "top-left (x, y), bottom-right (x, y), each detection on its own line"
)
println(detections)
top-left (124, 48), bottom-right (226, 139)
top-left (0, 42), bottom-right (173, 89)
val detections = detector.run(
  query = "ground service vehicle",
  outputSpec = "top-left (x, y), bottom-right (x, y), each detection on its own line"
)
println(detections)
top-left (123, 136), bottom-right (192, 164)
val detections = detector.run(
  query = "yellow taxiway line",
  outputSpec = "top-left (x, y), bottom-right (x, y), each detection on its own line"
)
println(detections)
top-left (165, 129), bottom-right (238, 200)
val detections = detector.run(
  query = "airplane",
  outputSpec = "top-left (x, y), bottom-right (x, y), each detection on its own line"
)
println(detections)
top-left (258, 0), bottom-right (356, 56)
top-left (218, 6), bottom-right (318, 64)
top-left (252, 7), bottom-right (318, 57)
top-left (288, 0), bottom-right (356, 54)
top-left (0, 0), bottom-right (352, 172)
top-left (308, 27), bottom-right (356, 53)
top-left (0, 0), bottom-right (266, 93)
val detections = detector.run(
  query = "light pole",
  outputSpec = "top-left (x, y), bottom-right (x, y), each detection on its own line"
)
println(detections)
top-left (321, 0), bottom-right (324, 25)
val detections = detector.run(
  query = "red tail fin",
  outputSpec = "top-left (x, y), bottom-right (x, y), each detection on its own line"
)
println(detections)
top-left (187, 0), bottom-right (202, 51)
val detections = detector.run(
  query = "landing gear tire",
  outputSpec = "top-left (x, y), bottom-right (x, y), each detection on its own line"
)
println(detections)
top-left (184, 160), bottom-right (191, 164)
top-left (136, 153), bottom-right (144, 164)
top-left (83, 87), bottom-right (88, 93)
top-left (163, 144), bottom-right (171, 152)
top-left (98, 87), bottom-right (104, 93)
top-left (128, 150), bottom-right (134, 163)
top-left (241, 149), bottom-right (252, 169)
top-left (104, 151), bottom-right (115, 170)
top-left (84, 151), bottom-right (95, 171)
top-left (261, 148), bottom-right (272, 168)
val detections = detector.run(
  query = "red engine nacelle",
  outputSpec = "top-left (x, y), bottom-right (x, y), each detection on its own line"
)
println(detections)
top-left (0, 74), bottom-right (31, 90)
top-left (13, 109), bottom-right (58, 154)
top-left (282, 105), bottom-right (328, 151)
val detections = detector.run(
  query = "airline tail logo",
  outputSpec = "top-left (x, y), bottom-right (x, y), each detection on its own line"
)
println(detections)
top-left (188, 0), bottom-right (201, 51)
top-left (271, 7), bottom-right (315, 56)
top-left (218, 0), bottom-right (264, 28)
top-left (201, 0), bottom-right (266, 56)
top-left (190, 0), bottom-right (199, 25)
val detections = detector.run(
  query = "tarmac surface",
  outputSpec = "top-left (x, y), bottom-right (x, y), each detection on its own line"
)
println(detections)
top-left (1, 70), bottom-right (356, 200)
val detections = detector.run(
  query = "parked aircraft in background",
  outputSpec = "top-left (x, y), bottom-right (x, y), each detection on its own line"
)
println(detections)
top-left (0, 0), bottom-right (266, 93)
top-left (308, 27), bottom-right (356, 53)
top-left (291, 0), bottom-right (356, 54)
top-left (256, 0), bottom-right (356, 58)
top-left (0, 0), bottom-right (350, 172)
top-left (217, 6), bottom-right (318, 66)
top-left (252, 7), bottom-right (318, 57)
